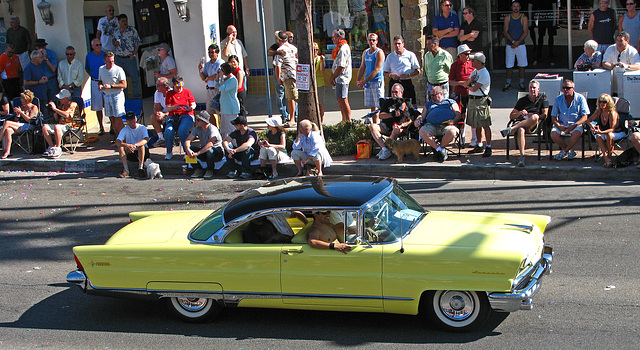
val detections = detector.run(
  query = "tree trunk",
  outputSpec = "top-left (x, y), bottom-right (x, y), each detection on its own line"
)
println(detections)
top-left (295, 0), bottom-right (320, 130)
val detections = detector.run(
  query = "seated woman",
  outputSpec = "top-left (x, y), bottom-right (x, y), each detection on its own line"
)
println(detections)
top-left (0, 90), bottom-right (39, 159)
top-left (42, 89), bottom-right (78, 158)
top-left (292, 119), bottom-right (332, 176)
top-left (587, 94), bottom-right (627, 167)
top-left (259, 116), bottom-right (288, 179)
top-left (574, 40), bottom-right (602, 70)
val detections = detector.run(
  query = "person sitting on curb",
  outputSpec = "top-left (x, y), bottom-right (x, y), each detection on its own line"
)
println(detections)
top-left (222, 115), bottom-right (259, 179)
top-left (307, 210), bottom-right (352, 254)
top-left (292, 119), bottom-right (332, 176)
top-left (185, 111), bottom-right (224, 179)
top-left (550, 79), bottom-right (590, 161)
top-left (414, 85), bottom-right (462, 163)
top-left (42, 89), bottom-right (78, 159)
top-left (501, 80), bottom-right (549, 167)
top-left (150, 77), bottom-right (172, 147)
top-left (369, 83), bottom-right (417, 160)
top-left (259, 116), bottom-right (288, 179)
top-left (116, 111), bottom-right (149, 178)
top-left (629, 127), bottom-right (640, 169)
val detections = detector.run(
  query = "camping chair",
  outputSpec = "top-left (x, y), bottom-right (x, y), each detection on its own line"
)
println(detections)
top-left (124, 99), bottom-right (144, 125)
top-left (591, 97), bottom-right (633, 161)
top-left (505, 92), bottom-right (547, 161)
top-left (61, 97), bottom-right (88, 154)
top-left (549, 91), bottom-right (589, 160)
top-left (421, 120), bottom-right (464, 159)
top-left (10, 97), bottom-right (43, 154)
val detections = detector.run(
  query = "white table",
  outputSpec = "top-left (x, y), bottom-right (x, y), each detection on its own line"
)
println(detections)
top-left (533, 76), bottom-right (562, 100)
top-left (621, 71), bottom-right (640, 117)
top-left (573, 69), bottom-right (611, 99)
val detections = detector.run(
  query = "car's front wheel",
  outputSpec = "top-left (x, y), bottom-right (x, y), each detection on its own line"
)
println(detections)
top-left (424, 290), bottom-right (490, 332)
top-left (166, 297), bottom-right (222, 323)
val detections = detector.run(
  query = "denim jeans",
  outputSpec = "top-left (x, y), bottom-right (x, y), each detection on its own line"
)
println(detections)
top-left (191, 145), bottom-right (224, 169)
top-left (273, 75), bottom-right (288, 120)
top-left (115, 55), bottom-right (142, 99)
top-left (227, 146), bottom-right (257, 174)
top-left (165, 115), bottom-right (195, 154)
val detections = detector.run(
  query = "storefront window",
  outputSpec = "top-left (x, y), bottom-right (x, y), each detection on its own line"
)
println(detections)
top-left (285, 0), bottom-right (390, 55)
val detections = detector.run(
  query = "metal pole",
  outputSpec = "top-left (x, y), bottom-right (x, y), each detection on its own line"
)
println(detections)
top-left (257, 0), bottom-right (272, 118)
top-left (567, 0), bottom-right (572, 70)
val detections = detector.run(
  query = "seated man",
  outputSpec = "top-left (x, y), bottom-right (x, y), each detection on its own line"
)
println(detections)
top-left (550, 79), bottom-right (590, 161)
top-left (222, 115), bottom-right (259, 179)
top-left (307, 210), bottom-right (352, 254)
top-left (150, 77), bottom-right (171, 147)
top-left (292, 119), bottom-right (332, 176)
top-left (185, 111), bottom-right (224, 179)
top-left (116, 111), bottom-right (150, 178)
top-left (501, 80), bottom-right (549, 167)
top-left (369, 83), bottom-right (418, 160)
top-left (414, 85), bottom-right (461, 162)
top-left (602, 31), bottom-right (640, 95)
top-left (42, 89), bottom-right (78, 159)
top-left (164, 75), bottom-right (196, 160)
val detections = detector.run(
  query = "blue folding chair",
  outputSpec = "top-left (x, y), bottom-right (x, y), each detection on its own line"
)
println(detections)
top-left (124, 99), bottom-right (144, 125)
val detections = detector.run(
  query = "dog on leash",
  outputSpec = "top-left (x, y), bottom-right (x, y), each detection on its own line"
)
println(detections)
top-left (383, 138), bottom-right (421, 163)
top-left (144, 159), bottom-right (163, 179)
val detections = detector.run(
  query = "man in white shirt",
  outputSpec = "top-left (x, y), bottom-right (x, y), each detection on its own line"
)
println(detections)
top-left (116, 111), bottom-right (149, 178)
top-left (220, 25), bottom-right (250, 76)
top-left (602, 31), bottom-right (640, 94)
top-left (96, 5), bottom-right (118, 52)
top-left (150, 77), bottom-right (172, 147)
top-left (330, 29), bottom-right (352, 122)
top-left (198, 44), bottom-right (224, 117)
top-left (98, 51), bottom-right (127, 138)
top-left (383, 35), bottom-right (421, 104)
top-left (463, 52), bottom-right (492, 157)
top-left (58, 46), bottom-right (84, 98)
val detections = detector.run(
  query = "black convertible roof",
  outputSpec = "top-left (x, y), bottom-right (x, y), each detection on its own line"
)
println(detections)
top-left (223, 176), bottom-right (394, 223)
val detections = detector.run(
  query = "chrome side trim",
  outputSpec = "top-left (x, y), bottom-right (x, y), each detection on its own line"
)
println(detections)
top-left (488, 246), bottom-right (553, 312)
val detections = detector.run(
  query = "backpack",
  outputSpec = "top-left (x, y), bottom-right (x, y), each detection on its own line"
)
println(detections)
top-left (612, 147), bottom-right (639, 168)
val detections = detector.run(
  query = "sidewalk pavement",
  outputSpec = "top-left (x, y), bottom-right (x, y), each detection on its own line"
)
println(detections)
top-left (1, 71), bottom-right (638, 181)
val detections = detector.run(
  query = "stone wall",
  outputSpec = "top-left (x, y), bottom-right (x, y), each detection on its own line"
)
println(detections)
top-left (401, 0), bottom-right (428, 105)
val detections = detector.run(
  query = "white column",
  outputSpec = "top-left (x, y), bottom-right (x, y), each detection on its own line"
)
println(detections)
top-left (32, 0), bottom-right (86, 63)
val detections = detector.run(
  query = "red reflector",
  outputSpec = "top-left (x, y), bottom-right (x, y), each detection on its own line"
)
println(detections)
top-left (74, 255), bottom-right (84, 270)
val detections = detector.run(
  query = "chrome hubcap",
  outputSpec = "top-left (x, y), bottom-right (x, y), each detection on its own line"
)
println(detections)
top-left (439, 291), bottom-right (475, 321)
top-left (177, 297), bottom-right (208, 312)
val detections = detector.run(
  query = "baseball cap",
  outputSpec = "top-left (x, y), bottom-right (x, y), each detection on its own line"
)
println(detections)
top-left (230, 115), bottom-right (248, 125)
top-left (55, 89), bottom-right (71, 100)
top-left (470, 52), bottom-right (486, 63)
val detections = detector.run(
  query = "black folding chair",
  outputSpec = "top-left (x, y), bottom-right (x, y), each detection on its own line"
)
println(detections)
top-left (9, 97), bottom-right (43, 154)
top-left (505, 92), bottom-right (547, 161)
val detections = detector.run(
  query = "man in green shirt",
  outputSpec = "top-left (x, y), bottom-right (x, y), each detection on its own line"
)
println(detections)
top-left (423, 35), bottom-right (453, 99)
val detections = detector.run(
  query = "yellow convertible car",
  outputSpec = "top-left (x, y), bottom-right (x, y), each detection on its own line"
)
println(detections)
top-left (67, 176), bottom-right (552, 332)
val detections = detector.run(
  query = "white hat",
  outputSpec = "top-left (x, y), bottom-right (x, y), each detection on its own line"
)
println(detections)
top-left (265, 116), bottom-right (282, 127)
top-left (56, 89), bottom-right (71, 100)
top-left (457, 44), bottom-right (472, 56)
top-left (470, 52), bottom-right (486, 64)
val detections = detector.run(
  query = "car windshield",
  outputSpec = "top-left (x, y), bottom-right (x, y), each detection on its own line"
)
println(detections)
top-left (362, 187), bottom-right (425, 242)
top-left (190, 207), bottom-right (224, 241)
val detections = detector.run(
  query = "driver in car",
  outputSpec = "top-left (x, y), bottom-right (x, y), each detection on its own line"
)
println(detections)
top-left (307, 210), bottom-right (352, 254)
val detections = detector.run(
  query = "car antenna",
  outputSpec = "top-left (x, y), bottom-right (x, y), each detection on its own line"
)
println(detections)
top-left (399, 212), bottom-right (405, 253)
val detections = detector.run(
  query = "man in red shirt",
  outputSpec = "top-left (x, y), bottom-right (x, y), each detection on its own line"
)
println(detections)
top-left (163, 75), bottom-right (196, 160)
top-left (0, 44), bottom-right (23, 100)
top-left (448, 44), bottom-right (475, 147)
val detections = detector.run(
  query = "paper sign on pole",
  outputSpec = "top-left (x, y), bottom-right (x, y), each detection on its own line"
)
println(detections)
top-left (296, 64), bottom-right (310, 90)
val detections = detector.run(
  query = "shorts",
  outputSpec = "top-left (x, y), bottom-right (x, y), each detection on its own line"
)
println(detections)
top-left (103, 92), bottom-right (125, 118)
top-left (18, 123), bottom-right (35, 133)
top-left (551, 125), bottom-right (584, 135)
top-left (284, 78), bottom-right (298, 100)
top-left (316, 85), bottom-right (325, 104)
top-left (595, 131), bottom-right (627, 141)
top-left (380, 122), bottom-right (408, 138)
top-left (420, 123), bottom-right (458, 137)
top-left (44, 123), bottom-right (71, 134)
top-left (466, 96), bottom-right (492, 128)
top-left (364, 81), bottom-right (384, 108)
top-left (90, 80), bottom-right (104, 111)
top-left (291, 149), bottom-right (324, 164)
top-left (505, 45), bottom-right (528, 68)
top-left (125, 147), bottom-right (150, 161)
top-left (259, 147), bottom-right (288, 162)
top-left (334, 83), bottom-right (349, 99)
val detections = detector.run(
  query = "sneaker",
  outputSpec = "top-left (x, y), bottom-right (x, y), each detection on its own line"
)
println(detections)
top-left (203, 170), bottom-right (215, 179)
top-left (379, 148), bottom-right (392, 160)
top-left (43, 147), bottom-right (52, 156)
top-left (191, 168), bottom-right (205, 178)
top-left (239, 172), bottom-right (252, 179)
top-left (50, 147), bottom-right (62, 158)
top-left (226, 171), bottom-right (238, 179)
top-left (119, 169), bottom-right (130, 178)
top-left (137, 168), bottom-right (146, 178)
top-left (554, 150), bottom-right (567, 161)
top-left (468, 145), bottom-right (484, 154)
top-left (502, 83), bottom-right (511, 92)
top-left (153, 138), bottom-right (165, 148)
top-left (439, 149), bottom-right (448, 162)
top-left (567, 150), bottom-right (577, 160)
top-left (519, 82), bottom-right (527, 91)
top-left (500, 127), bottom-right (512, 138)
top-left (482, 147), bottom-right (492, 157)
top-left (517, 156), bottom-right (526, 167)
top-left (164, 153), bottom-right (173, 160)
top-left (268, 172), bottom-right (279, 179)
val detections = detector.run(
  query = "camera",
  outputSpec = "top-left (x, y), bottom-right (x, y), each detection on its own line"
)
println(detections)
top-left (576, 63), bottom-right (593, 71)
top-left (379, 97), bottom-right (405, 114)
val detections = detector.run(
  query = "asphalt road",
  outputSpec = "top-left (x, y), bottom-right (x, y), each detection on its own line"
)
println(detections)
top-left (0, 173), bottom-right (638, 349)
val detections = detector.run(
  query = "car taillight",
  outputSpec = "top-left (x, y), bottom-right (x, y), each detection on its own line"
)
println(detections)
top-left (74, 254), bottom-right (84, 271)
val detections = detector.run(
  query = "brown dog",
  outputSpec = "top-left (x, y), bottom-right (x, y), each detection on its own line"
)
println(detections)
top-left (384, 138), bottom-right (421, 163)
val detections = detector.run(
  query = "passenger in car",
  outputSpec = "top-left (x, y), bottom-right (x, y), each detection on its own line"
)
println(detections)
top-left (307, 210), bottom-right (352, 254)
top-left (266, 211), bottom-right (308, 236)
top-left (242, 216), bottom-right (291, 244)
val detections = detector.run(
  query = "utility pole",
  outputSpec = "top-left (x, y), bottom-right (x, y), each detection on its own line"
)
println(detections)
top-left (295, 0), bottom-right (320, 128)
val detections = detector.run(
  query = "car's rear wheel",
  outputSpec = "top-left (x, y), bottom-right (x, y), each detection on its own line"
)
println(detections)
top-left (424, 290), bottom-right (490, 332)
top-left (166, 297), bottom-right (222, 323)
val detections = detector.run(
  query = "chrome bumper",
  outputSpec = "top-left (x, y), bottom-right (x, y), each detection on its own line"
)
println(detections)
top-left (66, 270), bottom-right (88, 291)
top-left (488, 247), bottom-right (553, 313)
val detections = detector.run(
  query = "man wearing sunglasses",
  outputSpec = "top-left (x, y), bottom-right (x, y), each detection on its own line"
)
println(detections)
top-left (432, 0), bottom-right (460, 58)
top-left (307, 211), bottom-right (352, 254)
top-left (602, 31), bottom-right (640, 95)
top-left (549, 79), bottom-right (590, 161)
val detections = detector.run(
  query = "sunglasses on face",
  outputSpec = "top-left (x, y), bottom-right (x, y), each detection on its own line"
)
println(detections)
top-left (562, 86), bottom-right (574, 90)
top-left (443, 3), bottom-right (452, 6)
top-left (391, 90), bottom-right (402, 94)
top-left (599, 100), bottom-right (607, 104)
top-left (462, 12), bottom-right (469, 14)
top-left (317, 211), bottom-right (330, 215)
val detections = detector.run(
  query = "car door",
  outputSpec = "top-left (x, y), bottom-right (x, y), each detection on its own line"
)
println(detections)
top-left (280, 210), bottom-right (383, 309)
